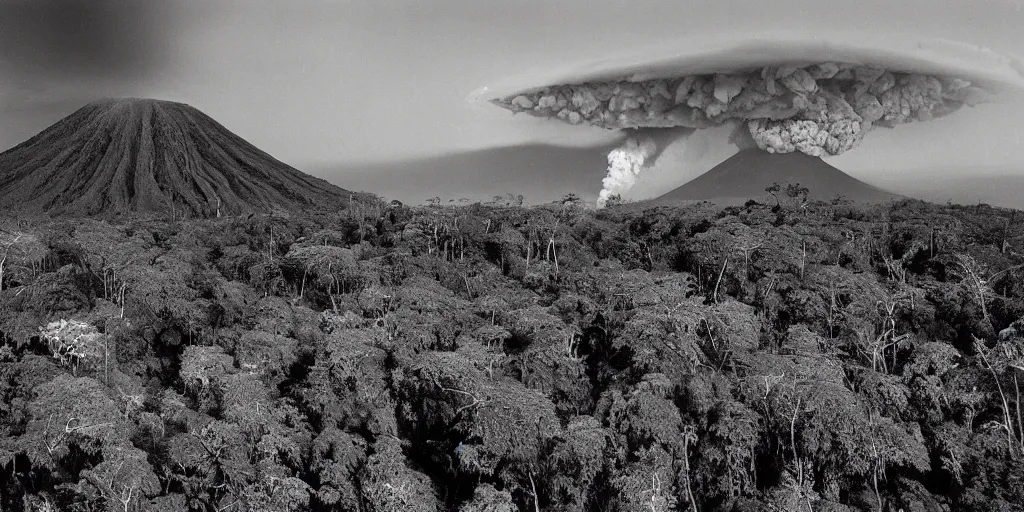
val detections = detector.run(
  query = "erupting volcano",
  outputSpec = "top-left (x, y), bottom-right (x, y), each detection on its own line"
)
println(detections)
top-left (475, 35), bottom-right (1024, 205)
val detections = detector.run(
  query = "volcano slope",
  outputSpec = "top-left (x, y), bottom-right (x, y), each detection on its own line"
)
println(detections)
top-left (653, 148), bottom-right (900, 206)
top-left (0, 98), bottom-right (353, 217)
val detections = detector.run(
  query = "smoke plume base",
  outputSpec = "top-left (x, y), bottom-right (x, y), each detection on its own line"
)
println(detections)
top-left (492, 63), bottom-right (989, 157)
top-left (598, 135), bottom-right (657, 207)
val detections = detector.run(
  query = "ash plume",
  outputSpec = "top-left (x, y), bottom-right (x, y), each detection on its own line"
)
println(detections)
top-left (597, 135), bottom-right (657, 207)
top-left (493, 63), bottom-right (990, 157)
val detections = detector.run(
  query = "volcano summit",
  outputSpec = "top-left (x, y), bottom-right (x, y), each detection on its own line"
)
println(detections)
top-left (0, 98), bottom-right (352, 217)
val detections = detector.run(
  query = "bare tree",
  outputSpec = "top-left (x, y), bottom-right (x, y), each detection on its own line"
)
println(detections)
top-left (765, 183), bottom-right (781, 208)
top-left (712, 256), bottom-right (729, 304)
top-left (952, 253), bottom-right (992, 322)
top-left (825, 282), bottom-right (843, 340)
top-left (546, 218), bottom-right (560, 274)
top-left (975, 336), bottom-right (1024, 457)
top-left (733, 230), bottom-right (765, 279)
top-left (0, 232), bottom-right (23, 290)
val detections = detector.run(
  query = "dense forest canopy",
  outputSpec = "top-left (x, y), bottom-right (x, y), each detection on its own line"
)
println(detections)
top-left (1, 193), bottom-right (1024, 511)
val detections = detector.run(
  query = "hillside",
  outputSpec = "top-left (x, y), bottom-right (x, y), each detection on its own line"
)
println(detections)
top-left (0, 98), bottom-right (353, 217)
top-left (654, 149), bottom-right (902, 205)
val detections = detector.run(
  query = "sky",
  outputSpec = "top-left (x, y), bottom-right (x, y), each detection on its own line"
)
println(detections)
top-left (3, 0), bottom-right (1024, 204)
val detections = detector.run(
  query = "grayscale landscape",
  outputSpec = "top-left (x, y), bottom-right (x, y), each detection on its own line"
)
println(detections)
top-left (2, 2), bottom-right (1024, 512)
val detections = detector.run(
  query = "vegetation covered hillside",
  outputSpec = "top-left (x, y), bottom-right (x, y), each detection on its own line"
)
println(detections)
top-left (1, 194), bottom-right (1024, 512)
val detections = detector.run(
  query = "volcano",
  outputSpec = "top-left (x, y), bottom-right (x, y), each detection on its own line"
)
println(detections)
top-left (653, 149), bottom-right (901, 206)
top-left (0, 98), bottom-right (353, 217)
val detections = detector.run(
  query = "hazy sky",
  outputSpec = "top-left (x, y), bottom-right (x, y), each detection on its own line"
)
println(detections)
top-left (3, 0), bottom-right (1024, 202)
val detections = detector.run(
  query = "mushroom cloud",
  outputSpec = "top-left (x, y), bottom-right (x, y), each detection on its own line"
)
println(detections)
top-left (473, 33), bottom-right (1024, 206)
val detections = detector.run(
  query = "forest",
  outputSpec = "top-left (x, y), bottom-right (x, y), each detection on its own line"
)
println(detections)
top-left (1, 191), bottom-right (1023, 512)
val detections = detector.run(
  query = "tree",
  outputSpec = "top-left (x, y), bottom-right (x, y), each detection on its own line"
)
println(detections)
top-left (730, 224), bottom-right (767, 280)
top-left (459, 484), bottom-right (516, 512)
top-left (0, 230), bottom-right (44, 290)
top-left (602, 374), bottom-right (694, 510)
top-left (606, 446), bottom-right (679, 512)
top-left (77, 445), bottom-right (161, 512)
top-left (543, 416), bottom-right (611, 511)
top-left (0, 232), bottom-right (23, 291)
top-left (498, 306), bottom-right (589, 414)
top-left (39, 319), bottom-right (111, 378)
top-left (310, 428), bottom-right (366, 510)
top-left (281, 244), bottom-right (361, 310)
top-left (359, 437), bottom-right (439, 512)
top-left (180, 345), bottom-right (234, 390)
top-left (603, 194), bottom-right (624, 207)
top-left (396, 350), bottom-right (561, 499)
top-left (951, 253), bottom-right (993, 324)
top-left (974, 336), bottom-right (1024, 457)
top-left (766, 183), bottom-right (782, 208)
top-left (20, 375), bottom-right (126, 470)
top-left (298, 328), bottom-right (395, 436)
top-left (560, 193), bottom-right (583, 206)
top-left (169, 420), bottom-right (254, 507)
top-left (488, 194), bottom-right (525, 207)
top-left (785, 183), bottom-right (810, 213)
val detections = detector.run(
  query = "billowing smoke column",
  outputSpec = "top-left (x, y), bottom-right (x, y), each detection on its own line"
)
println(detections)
top-left (598, 136), bottom-right (657, 207)
top-left (493, 63), bottom-right (987, 158)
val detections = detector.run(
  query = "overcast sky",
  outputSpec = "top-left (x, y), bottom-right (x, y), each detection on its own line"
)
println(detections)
top-left (3, 0), bottom-right (1024, 202)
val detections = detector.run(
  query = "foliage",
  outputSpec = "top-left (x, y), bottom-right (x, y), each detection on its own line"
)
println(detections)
top-left (0, 198), bottom-right (1023, 511)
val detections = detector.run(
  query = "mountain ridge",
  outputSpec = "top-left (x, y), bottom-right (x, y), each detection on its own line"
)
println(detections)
top-left (315, 142), bottom-right (625, 205)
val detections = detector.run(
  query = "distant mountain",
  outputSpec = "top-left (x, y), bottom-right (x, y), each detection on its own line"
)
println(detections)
top-left (320, 143), bottom-right (624, 205)
top-left (869, 173), bottom-right (1024, 210)
top-left (0, 98), bottom-right (353, 217)
top-left (653, 149), bottom-right (901, 206)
